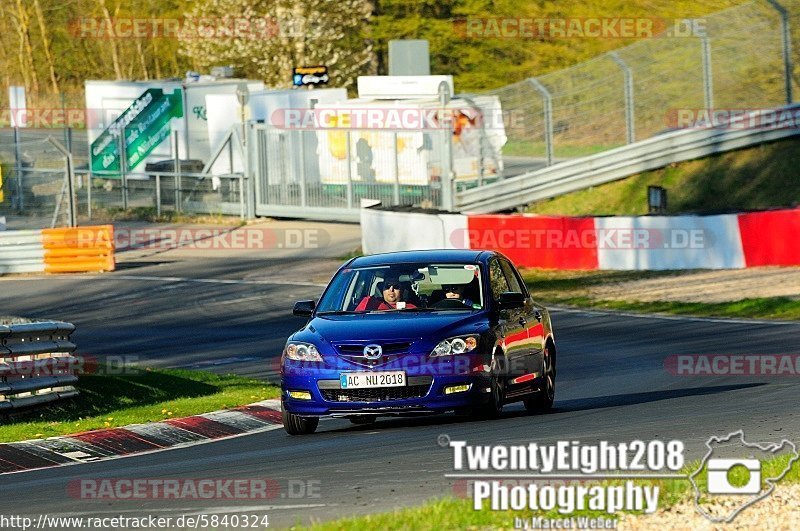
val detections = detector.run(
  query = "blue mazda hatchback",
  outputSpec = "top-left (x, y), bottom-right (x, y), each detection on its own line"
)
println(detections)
top-left (280, 250), bottom-right (556, 435)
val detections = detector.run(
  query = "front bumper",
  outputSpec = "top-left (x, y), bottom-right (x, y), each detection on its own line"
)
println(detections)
top-left (281, 355), bottom-right (492, 416)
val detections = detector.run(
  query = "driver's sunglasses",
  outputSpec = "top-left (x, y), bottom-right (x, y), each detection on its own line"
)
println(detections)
top-left (383, 283), bottom-right (402, 290)
top-left (444, 285), bottom-right (461, 292)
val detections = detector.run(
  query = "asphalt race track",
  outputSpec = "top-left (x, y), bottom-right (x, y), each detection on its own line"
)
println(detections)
top-left (1, 238), bottom-right (798, 528)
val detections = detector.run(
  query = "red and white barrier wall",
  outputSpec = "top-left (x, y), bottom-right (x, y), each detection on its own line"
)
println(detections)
top-left (361, 207), bottom-right (800, 270)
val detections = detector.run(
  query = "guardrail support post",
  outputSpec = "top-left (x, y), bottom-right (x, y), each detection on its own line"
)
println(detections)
top-left (528, 78), bottom-right (554, 166)
top-left (701, 36), bottom-right (714, 110)
top-left (609, 52), bottom-right (635, 144)
top-left (766, 0), bottom-right (793, 104)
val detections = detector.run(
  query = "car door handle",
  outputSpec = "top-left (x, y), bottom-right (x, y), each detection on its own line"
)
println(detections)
top-left (534, 311), bottom-right (542, 322)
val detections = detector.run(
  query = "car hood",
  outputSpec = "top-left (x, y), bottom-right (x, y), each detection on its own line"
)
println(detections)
top-left (300, 311), bottom-right (486, 344)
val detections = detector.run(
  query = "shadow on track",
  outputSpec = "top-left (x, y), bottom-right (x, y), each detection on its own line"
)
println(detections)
top-left (324, 383), bottom-right (766, 434)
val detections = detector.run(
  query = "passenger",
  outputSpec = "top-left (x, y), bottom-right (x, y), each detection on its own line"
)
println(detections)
top-left (443, 284), bottom-right (474, 307)
top-left (355, 276), bottom-right (418, 311)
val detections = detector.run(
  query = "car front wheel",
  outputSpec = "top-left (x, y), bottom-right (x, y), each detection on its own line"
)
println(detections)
top-left (282, 405), bottom-right (319, 435)
top-left (478, 355), bottom-right (506, 419)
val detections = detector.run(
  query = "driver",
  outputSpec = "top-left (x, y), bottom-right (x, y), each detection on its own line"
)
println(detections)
top-left (355, 276), bottom-right (417, 311)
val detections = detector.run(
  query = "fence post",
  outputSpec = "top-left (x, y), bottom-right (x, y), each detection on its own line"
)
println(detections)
top-left (766, 0), bottom-right (793, 104)
top-left (244, 123), bottom-right (255, 218)
top-left (527, 78), bottom-right (553, 166)
top-left (293, 130), bottom-right (304, 209)
top-left (66, 154), bottom-right (77, 227)
top-left (393, 132), bottom-right (400, 205)
top-left (155, 174), bottom-right (161, 218)
top-left (13, 127), bottom-right (23, 211)
top-left (64, 126), bottom-right (72, 156)
top-left (119, 125), bottom-right (128, 210)
top-left (46, 136), bottom-right (77, 227)
top-left (173, 130), bottom-right (181, 213)
top-left (87, 173), bottom-right (92, 220)
top-left (441, 127), bottom-right (454, 211)
top-left (345, 131), bottom-right (353, 209)
top-left (701, 36), bottom-right (714, 110)
top-left (609, 52), bottom-right (635, 144)
top-left (240, 173), bottom-right (246, 220)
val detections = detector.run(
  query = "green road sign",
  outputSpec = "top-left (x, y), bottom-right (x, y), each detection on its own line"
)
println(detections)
top-left (90, 88), bottom-right (183, 175)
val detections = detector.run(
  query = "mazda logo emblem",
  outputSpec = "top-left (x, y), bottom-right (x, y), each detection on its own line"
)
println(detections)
top-left (363, 344), bottom-right (382, 360)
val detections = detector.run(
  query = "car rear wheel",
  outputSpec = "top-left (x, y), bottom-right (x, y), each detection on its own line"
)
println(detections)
top-left (524, 344), bottom-right (555, 413)
top-left (282, 406), bottom-right (319, 435)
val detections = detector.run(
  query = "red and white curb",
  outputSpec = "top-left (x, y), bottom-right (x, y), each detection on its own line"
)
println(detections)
top-left (0, 399), bottom-right (282, 474)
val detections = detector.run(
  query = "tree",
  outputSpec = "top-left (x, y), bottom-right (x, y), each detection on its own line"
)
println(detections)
top-left (180, 0), bottom-right (374, 89)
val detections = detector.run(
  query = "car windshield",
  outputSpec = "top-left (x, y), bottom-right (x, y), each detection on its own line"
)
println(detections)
top-left (316, 263), bottom-right (484, 313)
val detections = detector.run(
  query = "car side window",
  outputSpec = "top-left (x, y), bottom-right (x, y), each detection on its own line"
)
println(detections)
top-left (489, 259), bottom-right (510, 302)
top-left (499, 260), bottom-right (526, 296)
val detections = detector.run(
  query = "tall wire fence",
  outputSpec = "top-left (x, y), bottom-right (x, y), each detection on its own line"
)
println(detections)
top-left (2, 0), bottom-right (800, 226)
top-left (488, 1), bottom-right (800, 169)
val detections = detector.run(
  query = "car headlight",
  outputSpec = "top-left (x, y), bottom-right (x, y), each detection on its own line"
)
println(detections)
top-left (431, 336), bottom-right (479, 356)
top-left (284, 342), bottom-right (323, 362)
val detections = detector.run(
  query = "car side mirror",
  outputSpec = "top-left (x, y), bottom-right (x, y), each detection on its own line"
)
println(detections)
top-left (497, 292), bottom-right (525, 310)
top-left (293, 300), bottom-right (316, 316)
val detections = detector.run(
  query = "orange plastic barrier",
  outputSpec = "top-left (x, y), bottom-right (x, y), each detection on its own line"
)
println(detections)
top-left (41, 225), bottom-right (115, 273)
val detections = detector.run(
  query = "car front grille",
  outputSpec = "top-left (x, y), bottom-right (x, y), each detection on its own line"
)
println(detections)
top-left (320, 384), bottom-right (430, 403)
top-left (335, 342), bottom-right (413, 355)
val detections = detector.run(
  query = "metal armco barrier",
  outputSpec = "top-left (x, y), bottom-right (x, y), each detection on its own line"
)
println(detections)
top-left (0, 225), bottom-right (115, 274)
top-left (457, 105), bottom-right (800, 213)
top-left (0, 321), bottom-right (79, 411)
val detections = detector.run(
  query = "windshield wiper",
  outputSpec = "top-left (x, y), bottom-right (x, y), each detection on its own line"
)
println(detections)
top-left (316, 310), bottom-right (360, 315)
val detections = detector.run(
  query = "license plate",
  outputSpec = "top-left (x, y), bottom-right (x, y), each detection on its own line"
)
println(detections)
top-left (340, 371), bottom-right (406, 389)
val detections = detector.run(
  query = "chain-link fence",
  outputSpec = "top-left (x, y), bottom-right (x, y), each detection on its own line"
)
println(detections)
top-left (2, 1), bottom-right (800, 223)
top-left (0, 127), bottom-right (248, 229)
top-left (488, 1), bottom-right (800, 172)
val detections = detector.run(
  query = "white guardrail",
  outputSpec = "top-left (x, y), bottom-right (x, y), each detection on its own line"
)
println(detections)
top-left (0, 321), bottom-right (79, 412)
top-left (0, 230), bottom-right (47, 274)
top-left (457, 105), bottom-right (800, 213)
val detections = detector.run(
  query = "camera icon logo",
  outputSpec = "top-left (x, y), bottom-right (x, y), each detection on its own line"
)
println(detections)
top-left (690, 430), bottom-right (799, 523)
top-left (706, 458), bottom-right (761, 495)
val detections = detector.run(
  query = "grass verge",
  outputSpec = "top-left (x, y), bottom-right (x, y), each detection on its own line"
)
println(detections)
top-left (519, 269), bottom-right (800, 320)
top-left (525, 138), bottom-right (800, 216)
top-left (0, 368), bottom-right (279, 443)
top-left (308, 454), bottom-right (800, 530)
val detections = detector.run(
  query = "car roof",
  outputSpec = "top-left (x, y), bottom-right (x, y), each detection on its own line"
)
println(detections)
top-left (348, 249), bottom-right (490, 268)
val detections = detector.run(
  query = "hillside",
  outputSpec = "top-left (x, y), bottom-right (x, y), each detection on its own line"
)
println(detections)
top-left (1, 0), bottom-right (744, 107)
top-left (525, 137), bottom-right (800, 216)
